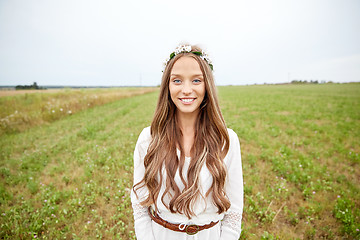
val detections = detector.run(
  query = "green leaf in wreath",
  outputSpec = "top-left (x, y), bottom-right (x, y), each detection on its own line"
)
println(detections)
top-left (209, 64), bottom-right (213, 71)
top-left (192, 51), bottom-right (202, 56)
top-left (170, 52), bottom-right (175, 59)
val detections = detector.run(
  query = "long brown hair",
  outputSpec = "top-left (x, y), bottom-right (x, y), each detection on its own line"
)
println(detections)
top-left (134, 45), bottom-right (230, 218)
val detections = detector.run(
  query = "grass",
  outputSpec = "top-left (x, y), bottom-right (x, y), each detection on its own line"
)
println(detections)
top-left (0, 87), bottom-right (156, 136)
top-left (0, 83), bottom-right (359, 239)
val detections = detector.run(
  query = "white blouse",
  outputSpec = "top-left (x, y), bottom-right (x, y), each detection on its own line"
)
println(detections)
top-left (131, 127), bottom-right (243, 240)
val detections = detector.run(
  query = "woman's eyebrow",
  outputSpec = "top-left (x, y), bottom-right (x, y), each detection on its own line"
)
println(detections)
top-left (193, 74), bottom-right (204, 77)
top-left (170, 73), bottom-right (203, 77)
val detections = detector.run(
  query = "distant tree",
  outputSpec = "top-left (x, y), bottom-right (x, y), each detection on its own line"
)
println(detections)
top-left (15, 82), bottom-right (46, 90)
top-left (291, 80), bottom-right (302, 84)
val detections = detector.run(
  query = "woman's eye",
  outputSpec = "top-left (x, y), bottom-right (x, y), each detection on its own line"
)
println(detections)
top-left (173, 79), bottom-right (181, 84)
top-left (193, 79), bottom-right (201, 83)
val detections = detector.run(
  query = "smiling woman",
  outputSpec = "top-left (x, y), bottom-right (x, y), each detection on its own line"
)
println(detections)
top-left (131, 44), bottom-right (244, 240)
top-left (169, 57), bottom-right (206, 118)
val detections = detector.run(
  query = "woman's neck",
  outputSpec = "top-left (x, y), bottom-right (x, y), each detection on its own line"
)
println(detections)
top-left (176, 110), bottom-right (199, 157)
top-left (176, 110), bottom-right (198, 134)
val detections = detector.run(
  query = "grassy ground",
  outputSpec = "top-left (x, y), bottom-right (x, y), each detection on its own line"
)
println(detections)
top-left (220, 84), bottom-right (359, 239)
top-left (0, 84), bottom-right (359, 239)
top-left (0, 87), bottom-right (156, 135)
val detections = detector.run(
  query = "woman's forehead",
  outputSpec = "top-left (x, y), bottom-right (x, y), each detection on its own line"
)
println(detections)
top-left (171, 56), bottom-right (203, 75)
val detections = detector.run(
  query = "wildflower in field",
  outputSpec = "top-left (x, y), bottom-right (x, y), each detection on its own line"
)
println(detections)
top-left (356, 229), bottom-right (359, 231)
top-left (337, 195), bottom-right (341, 198)
top-left (60, 108), bottom-right (63, 111)
top-left (68, 110), bottom-right (72, 114)
top-left (87, 221), bottom-right (91, 224)
top-left (52, 110), bottom-right (55, 113)
top-left (44, 200), bottom-right (47, 202)
top-left (312, 191), bottom-right (316, 194)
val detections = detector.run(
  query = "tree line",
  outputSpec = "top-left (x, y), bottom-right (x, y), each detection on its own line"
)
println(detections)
top-left (291, 80), bottom-right (334, 84)
top-left (15, 82), bottom-right (46, 90)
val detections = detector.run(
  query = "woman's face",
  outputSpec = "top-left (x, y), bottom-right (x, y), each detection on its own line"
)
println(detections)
top-left (169, 56), bottom-right (206, 116)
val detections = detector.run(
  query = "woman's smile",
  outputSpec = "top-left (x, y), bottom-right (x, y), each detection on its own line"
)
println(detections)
top-left (179, 97), bottom-right (196, 104)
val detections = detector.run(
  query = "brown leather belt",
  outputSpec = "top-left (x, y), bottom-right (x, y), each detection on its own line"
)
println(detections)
top-left (148, 207), bottom-right (219, 235)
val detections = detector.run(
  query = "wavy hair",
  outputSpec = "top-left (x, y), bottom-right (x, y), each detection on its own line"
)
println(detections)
top-left (133, 45), bottom-right (230, 218)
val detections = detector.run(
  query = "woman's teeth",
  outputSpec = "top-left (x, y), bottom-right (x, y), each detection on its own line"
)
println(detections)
top-left (180, 98), bottom-right (195, 103)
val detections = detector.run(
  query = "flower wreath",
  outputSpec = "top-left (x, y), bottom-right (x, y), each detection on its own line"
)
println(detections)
top-left (163, 45), bottom-right (213, 71)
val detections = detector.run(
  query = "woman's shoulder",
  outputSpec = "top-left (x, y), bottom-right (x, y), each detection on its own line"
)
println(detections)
top-left (226, 128), bottom-right (241, 148)
top-left (226, 128), bottom-right (239, 139)
top-left (136, 126), bottom-right (152, 144)
top-left (140, 126), bottom-right (151, 136)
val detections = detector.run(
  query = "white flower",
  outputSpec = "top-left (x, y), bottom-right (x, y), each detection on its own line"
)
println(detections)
top-left (60, 108), bottom-right (63, 112)
top-left (174, 45), bottom-right (192, 55)
top-left (163, 57), bottom-right (169, 67)
top-left (174, 46), bottom-right (182, 54)
top-left (200, 50), bottom-right (212, 65)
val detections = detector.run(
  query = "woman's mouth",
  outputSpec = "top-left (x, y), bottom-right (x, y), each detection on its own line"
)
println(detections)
top-left (179, 98), bottom-right (196, 104)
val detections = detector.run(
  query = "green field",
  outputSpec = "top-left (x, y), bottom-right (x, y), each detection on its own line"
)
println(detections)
top-left (1, 84), bottom-right (359, 239)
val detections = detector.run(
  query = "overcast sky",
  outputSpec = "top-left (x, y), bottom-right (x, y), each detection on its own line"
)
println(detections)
top-left (0, 0), bottom-right (359, 86)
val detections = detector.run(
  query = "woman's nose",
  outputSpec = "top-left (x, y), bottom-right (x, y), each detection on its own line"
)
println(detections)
top-left (182, 81), bottom-right (192, 95)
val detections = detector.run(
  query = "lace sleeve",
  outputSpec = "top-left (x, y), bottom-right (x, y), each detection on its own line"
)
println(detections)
top-left (221, 211), bottom-right (242, 233)
top-left (132, 203), bottom-right (149, 221)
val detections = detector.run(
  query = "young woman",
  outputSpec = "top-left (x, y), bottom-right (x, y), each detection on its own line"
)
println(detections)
top-left (131, 44), bottom-right (243, 240)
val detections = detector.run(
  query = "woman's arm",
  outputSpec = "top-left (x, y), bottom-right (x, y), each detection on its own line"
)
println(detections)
top-left (131, 127), bottom-right (155, 240)
top-left (220, 129), bottom-right (244, 240)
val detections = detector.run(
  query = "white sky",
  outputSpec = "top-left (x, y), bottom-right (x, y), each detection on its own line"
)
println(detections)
top-left (0, 0), bottom-right (359, 86)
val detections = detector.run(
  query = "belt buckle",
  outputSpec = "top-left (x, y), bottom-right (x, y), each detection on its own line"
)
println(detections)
top-left (149, 207), bottom-right (156, 217)
top-left (185, 224), bottom-right (199, 235)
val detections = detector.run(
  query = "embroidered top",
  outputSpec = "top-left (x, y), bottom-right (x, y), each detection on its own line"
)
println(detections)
top-left (131, 127), bottom-right (244, 240)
